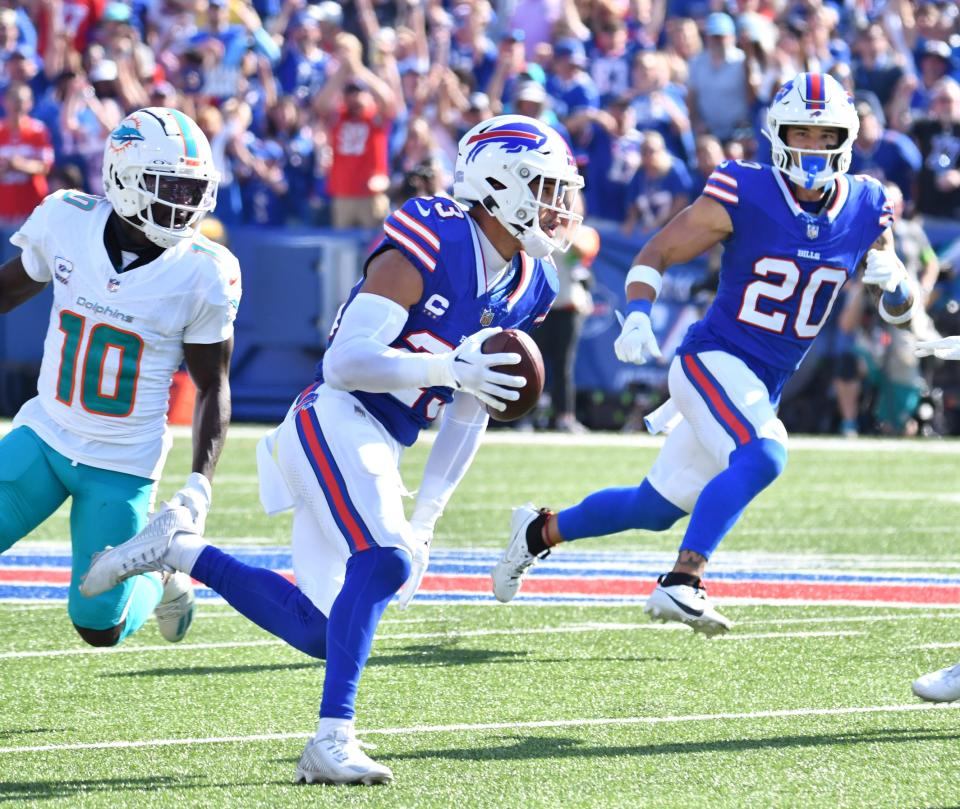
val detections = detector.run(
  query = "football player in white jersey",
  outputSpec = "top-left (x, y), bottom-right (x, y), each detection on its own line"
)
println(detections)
top-left (911, 333), bottom-right (960, 702)
top-left (0, 108), bottom-right (240, 648)
top-left (81, 114), bottom-right (584, 785)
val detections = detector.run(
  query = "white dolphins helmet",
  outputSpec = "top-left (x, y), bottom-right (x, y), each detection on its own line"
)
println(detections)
top-left (766, 72), bottom-right (859, 190)
top-left (453, 114), bottom-right (584, 258)
top-left (102, 107), bottom-right (220, 249)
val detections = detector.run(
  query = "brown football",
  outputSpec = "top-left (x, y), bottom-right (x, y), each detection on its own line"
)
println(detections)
top-left (481, 329), bottom-right (545, 422)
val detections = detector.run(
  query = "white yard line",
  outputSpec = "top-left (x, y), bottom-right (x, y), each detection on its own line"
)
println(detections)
top-left (1, 702), bottom-right (957, 756)
top-left (0, 623), bottom-right (863, 661)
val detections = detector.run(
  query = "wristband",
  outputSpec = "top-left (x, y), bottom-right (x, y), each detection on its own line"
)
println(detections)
top-left (625, 264), bottom-right (662, 299)
top-left (626, 299), bottom-right (653, 316)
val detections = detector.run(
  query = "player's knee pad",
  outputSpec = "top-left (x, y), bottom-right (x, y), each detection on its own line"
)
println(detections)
top-left (730, 438), bottom-right (787, 490)
top-left (73, 622), bottom-right (124, 647)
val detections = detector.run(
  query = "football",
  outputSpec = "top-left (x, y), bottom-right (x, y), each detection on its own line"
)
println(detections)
top-left (481, 329), bottom-right (545, 422)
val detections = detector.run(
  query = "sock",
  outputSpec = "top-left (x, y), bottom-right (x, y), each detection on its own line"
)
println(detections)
top-left (659, 571), bottom-right (701, 588)
top-left (317, 716), bottom-right (353, 739)
top-left (680, 438), bottom-right (787, 560)
top-left (168, 531), bottom-right (208, 574)
top-left (320, 546), bottom-right (411, 720)
top-left (116, 571), bottom-right (164, 642)
top-left (191, 545), bottom-right (328, 658)
top-left (555, 479), bottom-right (686, 542)
top-left (524, 510), bottom-right (556, 556)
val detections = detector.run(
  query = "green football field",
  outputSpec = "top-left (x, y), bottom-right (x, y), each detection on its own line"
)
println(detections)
top-left (2, 427), bottom-right (960, 808)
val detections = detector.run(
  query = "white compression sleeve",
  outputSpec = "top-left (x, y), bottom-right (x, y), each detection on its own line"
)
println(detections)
top-left (322, 292), bottom-right (456, 392)
top-left (411, 392), bottom-right (489, 531)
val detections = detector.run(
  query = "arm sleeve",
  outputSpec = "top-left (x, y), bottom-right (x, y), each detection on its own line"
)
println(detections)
top-left (322, 292), bottom-right (456, 392)
top-left (411, 392), bottom-right (489, 530)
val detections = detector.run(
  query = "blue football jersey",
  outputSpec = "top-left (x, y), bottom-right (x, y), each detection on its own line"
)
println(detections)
top-left (679, 161), bottom-right (892, 400)
top-left (316, 196), bottom-right (558, 446)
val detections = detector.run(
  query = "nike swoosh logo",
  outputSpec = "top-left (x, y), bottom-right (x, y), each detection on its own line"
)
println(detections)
top-left (414, 200), bottom-right (432, 217)
top-left (662, 590), bottom-right (705, 617)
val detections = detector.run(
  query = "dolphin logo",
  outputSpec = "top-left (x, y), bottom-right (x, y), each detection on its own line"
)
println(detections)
top-left (111, 124), bottom-right (145, 144)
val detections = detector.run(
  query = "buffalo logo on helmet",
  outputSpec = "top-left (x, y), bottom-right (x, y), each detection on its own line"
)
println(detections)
top-left (464, 121), bottom-right (548, 163)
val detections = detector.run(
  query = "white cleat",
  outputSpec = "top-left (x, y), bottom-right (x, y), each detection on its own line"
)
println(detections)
top-left (80, 507), bottom-right (194, 597)
top-left (644, 578), bottom-right (732, 637)
top-left (294, 730), bottom-right (393, 786)
top-left (912, 662), bottom-right (960, 703)
top-left (491, 504), bottom-right (550, 603)
top-left (155, 571), bottom-right (196, 643)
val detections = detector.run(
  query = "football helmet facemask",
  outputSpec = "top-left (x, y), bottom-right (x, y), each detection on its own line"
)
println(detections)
top-left (766, 72), bottom-right (859, 190)
top-left (102, 108), bottom-right (220, 249)
top-left (453, 114), bottom-right (584, 258)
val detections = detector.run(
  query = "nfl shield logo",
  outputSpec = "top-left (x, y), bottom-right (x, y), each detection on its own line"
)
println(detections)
top-left (480, 308), bottom-right (494, 326)
top-left (806, 223), bottom-right (820, 240)
top-left (107, 278), bottom-right (121, 293)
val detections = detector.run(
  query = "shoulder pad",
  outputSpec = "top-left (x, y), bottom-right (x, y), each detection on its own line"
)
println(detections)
top-left (383, 196), bottom-right (470, 273)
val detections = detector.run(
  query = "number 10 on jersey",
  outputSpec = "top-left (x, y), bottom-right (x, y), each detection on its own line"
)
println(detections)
top-left (56, 310), bottom-right (144, 417)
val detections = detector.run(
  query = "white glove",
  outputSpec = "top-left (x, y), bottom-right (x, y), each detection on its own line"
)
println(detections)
top-left (916, 336), bottom-right (960, 360)
top-left (614, 310), bottom-right (662, 365)
top-left (862, 249), bottom-right (907, 292)
top-left (161, 472), bottom-right (212, 534)
top-left (441, 327), bottom-right (524, 413)
top-left (396, 521), bottom-right (432, 610)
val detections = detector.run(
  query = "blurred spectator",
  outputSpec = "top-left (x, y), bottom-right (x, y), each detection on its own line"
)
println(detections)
top-left (850, 91), bottom-right (922, 206)
top-left (37, 0), bottom-right (104, 58)
top-left (851, 23), bottom-right (910, 119)
top-left (689, 133), bottom-right (725, 196)
top-left (239, 139), bottom-right (288, 226)
top-left (622, 129), bottom-right (693, 235)
top-left (662, 16), bottom-right (702, 86)
top-left (455, 90), bottom-right (493, 140)
top-left (545, 38), bottom-right (599, 119)
top-left (687, 12), bottom-right (750, 141)
top-left (628, 50), bottom-right (692, 162)
top-left (264, 94), bottom-right (317, 224)
top-left (533, 222), bottom-right (598, 434)
top-left (588, 19), bottom-right (632, 103)
top-left (910, 40), bottom-right (954, 116)
top-left (46, 161), bottom-right (86, 194)
top-left (315, 34), bottom-right (397, 229)
top-left (510, 0), bottom-right (565, 60)
top-left (0, 8), bottom-right (33, 64)
top-left (568, 93), bottom-right (642, 222)
top-left (449, 1), bottom-right (497, 92)
top-left (486, 28), bottom-right (530, 114)
top-left (911, 77), bottom-right (960, 220)
top-left (188, 0), bottom-right (280, 102)
top-left (511, 79), bottom-right (571, 146)
top-left (275, 8), bottom-right (329, 101)
top-left (391, 159), bottom-right (447, 206)
top-left (389, 115), bottom-right (448, 199)
top-left (0, 81), bottom-right (53, 225)
top-left (59, 68), bottom-right (122, 194)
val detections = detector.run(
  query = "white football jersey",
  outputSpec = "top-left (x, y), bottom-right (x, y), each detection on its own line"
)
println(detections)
top-left (11, 189), bottom-right (241, 479)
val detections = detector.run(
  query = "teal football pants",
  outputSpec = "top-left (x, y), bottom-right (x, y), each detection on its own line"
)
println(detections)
top-left (0, 426), bottom-right (162, 636)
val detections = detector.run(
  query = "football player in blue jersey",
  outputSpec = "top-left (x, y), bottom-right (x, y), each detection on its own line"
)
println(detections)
top-left (492, 72), bottom-right (916, 636)
top-left (82, 115), bottom-right (585, 784)
top-left (912, 332), bottom-right (960, 702)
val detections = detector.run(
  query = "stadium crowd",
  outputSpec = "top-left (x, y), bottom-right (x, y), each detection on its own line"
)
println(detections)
top-left (2, 0), bottom-right (960, 434)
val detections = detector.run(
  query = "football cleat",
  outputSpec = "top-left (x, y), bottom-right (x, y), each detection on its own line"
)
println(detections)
top-left (294, 729), bottom-right (393, 786)
top-left (155, 571), bottom-right (196, 643)
top-left (491, 504), bottom-right (551, 603)
top-left (644, 577), bottom-right (732, 637)
top-left (80, 506), bottom-right (194, 597)
top-left (912, 662), bottom-right (960, 703)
